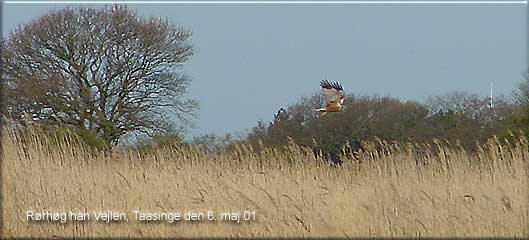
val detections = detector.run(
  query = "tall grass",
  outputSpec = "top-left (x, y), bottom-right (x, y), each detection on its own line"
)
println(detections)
top-left (2, 127), bottom-right (528, 238)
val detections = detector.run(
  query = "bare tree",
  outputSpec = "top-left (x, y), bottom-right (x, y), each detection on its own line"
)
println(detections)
top-left (513, 73), bottom-right (529, 105)
top-left (2, 5), bottom-right (197, 144)
top-left (425, 91), bottom-right (489, 119)
top-left (425, 91), bottom-right (513, 121)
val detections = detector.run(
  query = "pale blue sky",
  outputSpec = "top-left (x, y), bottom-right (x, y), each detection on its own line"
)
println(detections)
top-left (3, 3), bottom-right (527, 137)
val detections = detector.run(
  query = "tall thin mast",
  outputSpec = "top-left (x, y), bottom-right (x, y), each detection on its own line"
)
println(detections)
top-left (490, 80), bottom-right (494, 130)
top-left (490, 80), bottom-right (493, 109)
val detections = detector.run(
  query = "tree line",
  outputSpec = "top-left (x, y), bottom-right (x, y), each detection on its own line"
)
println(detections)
top-left (192, 81), bottom-right (528, 164)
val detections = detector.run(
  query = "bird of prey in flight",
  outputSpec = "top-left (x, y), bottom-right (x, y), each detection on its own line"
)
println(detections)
top-left (316, 79), bottom-right (345, 116)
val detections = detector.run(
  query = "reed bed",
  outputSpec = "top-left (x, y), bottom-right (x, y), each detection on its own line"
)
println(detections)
top-left (1, 127), bottom-right (528, 238)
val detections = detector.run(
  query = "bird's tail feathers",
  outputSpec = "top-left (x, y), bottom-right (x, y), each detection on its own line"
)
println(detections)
top-left (315, 108), bottom-right (327, 117)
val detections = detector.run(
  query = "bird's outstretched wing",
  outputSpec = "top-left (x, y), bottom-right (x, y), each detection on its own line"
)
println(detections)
top-left (320, 79), bottom-right (344, 106)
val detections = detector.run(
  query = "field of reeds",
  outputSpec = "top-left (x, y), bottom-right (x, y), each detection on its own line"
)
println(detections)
top-left (1, 127), bottom-right (528, 238)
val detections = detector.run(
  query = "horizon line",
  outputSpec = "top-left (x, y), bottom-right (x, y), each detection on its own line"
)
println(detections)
top-left (4, 0), bottom-right (528, 4)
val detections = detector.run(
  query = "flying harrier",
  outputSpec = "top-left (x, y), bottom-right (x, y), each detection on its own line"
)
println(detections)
top-left (316, 79), bottom-right (345, 116)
